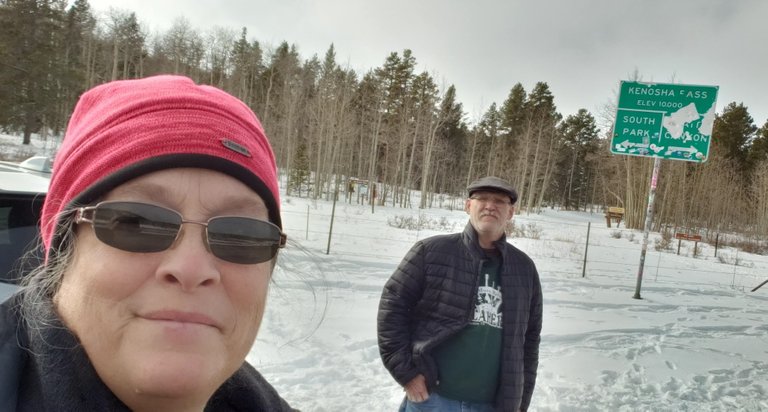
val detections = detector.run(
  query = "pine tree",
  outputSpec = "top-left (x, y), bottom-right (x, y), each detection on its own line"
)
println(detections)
top-left (711, 102), bottom-right (758, 183)
top-left (521, 82), bottom-right (560, 212)
top-left (0, 0), bottom-right (68, 144)
top-left (229, 27), bottom-right (264, 107)
top-left (553, 109), bottom-right (599, 209)
top-left (288, 140), bottom-right (311, 197)
top-left (747, 119), bottom-right (768, 171)
top-left (480, 103), bottom-right (502, 177)
top-left (499, 84), bottom-right (526, 155)
top-left (434, 84), bottom-right (466, 196)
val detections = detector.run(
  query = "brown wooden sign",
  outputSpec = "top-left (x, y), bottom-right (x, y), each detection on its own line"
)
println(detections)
top-left (674, 233), bottom-right (702, 242)
top-left (606, 207), bottom-right (625, 217)
top-left (604, 207), bottom-right (625, 228)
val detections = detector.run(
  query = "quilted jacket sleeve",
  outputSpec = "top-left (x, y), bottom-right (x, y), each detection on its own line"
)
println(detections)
top-left (377, 241), bottom-right (426, 387)
top-left (520, 265), bottom-right (543, 411)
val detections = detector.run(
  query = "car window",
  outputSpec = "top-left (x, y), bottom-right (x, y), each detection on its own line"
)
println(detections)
top-left (0, 194), bottom-right (44, 284)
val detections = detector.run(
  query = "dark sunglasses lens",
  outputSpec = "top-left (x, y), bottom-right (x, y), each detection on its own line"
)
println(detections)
top-left (207, 217), bottom-right (281, 264)
top-left (91, 202), bottom-right (181, 253)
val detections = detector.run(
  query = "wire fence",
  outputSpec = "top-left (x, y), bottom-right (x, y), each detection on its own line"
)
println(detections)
top-left (279, 205), bottom-right (768, 293)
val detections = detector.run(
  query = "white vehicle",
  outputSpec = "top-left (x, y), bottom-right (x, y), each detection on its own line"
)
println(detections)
top-left (0, 156), bottom-right (51, 301)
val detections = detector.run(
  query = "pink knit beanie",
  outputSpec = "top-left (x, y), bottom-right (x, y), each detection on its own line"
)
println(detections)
top-left (41, 75), bottom-right (281, 256)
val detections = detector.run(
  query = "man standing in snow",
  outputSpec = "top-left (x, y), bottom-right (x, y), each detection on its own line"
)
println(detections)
top-left (377, 176), bottom-right (542, 412)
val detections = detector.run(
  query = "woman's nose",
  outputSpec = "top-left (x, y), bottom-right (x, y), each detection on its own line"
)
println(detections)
top-left (154, 224), bottom-right (221, 290)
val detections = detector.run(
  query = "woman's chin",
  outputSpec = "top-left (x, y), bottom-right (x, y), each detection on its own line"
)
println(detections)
top-left (129, 352), bottom-right (227, 398)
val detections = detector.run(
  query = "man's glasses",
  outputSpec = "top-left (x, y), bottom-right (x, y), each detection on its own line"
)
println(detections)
top-left (469, 195), bottom-right (512, 207)
top-left (75, 201), bottom-right (287, 264)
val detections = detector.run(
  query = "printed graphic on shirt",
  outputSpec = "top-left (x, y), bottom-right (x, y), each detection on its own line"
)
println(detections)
top-left (471, 273), bottom-right (502, 329)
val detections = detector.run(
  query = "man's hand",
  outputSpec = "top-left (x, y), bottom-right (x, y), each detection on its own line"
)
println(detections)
top-left (404, 374), bottom-right (429, 402)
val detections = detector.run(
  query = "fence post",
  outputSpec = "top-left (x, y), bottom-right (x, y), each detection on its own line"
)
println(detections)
top-left (326, 188), bottom-right (338, 255)
top-left (714, 233), bottom-right (719, 257)
top-left (371, 183), bottom-right (376, 214)
top-left (582, 222), bottom-right (591, 278)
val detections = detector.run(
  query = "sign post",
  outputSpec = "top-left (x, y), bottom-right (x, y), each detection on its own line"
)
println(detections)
top-left (674, 232), bottom-right (703, 255)
top-left (611, 81), bottom-right (718, 299)
top-left (633, 157), bottom-right (661, 300)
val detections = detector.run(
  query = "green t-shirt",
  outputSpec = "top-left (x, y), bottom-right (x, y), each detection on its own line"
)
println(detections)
top-left (433, 249), bottom-right (503, 403)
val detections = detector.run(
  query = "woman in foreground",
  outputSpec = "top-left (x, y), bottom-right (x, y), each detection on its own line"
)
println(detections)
top-left (0, 75), bottom-right (296, 411)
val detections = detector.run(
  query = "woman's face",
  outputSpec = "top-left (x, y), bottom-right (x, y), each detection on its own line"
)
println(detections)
top-left (54, 168), bottom-right (274, 409)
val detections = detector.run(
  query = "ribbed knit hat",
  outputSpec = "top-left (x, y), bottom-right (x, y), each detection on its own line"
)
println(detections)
top-left (41, 75), bottom-right (281, 257)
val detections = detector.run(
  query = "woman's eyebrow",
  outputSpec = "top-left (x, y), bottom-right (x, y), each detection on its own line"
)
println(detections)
top-left (108, 180), bottom-right (267, 214)
top-left (209, 195), bottom-right (268, 215)
top-left (107, 181), bottom-right (171, 203)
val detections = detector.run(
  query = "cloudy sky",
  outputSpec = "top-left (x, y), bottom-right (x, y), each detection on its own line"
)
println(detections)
top-left (86, 0), bottom-right (768, 130)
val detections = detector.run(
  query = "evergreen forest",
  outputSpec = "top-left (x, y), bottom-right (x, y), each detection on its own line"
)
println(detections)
top-left (2, 0), bottom-right (768, 247)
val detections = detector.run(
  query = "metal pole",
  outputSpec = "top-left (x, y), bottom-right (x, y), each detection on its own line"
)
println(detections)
top-left (714, 233), bottom-right (719, 257)
top-left (326, 186), bottom-right (338, 255)
top-left (752, 279), bottom-right (768, 292)
top-left (582, 221), bottom-right (591, 278)
top-left (633, 157), bottom-right (662, 299)
top-left (371, 183), bottom-right (376, 214)
top-left (305, 205), bottom-right (310, 240)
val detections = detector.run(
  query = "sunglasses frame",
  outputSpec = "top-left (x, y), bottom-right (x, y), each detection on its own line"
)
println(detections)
top-left (469, 195), bottom-right (513, 207)
top-left (74, 201), bottom-right (287, 264)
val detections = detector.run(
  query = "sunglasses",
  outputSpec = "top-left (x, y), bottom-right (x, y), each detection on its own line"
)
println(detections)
top-left (75, 201), bottom-right (287, 264)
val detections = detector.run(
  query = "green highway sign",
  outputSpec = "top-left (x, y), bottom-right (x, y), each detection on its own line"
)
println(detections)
top-left (611, 81), bottom-right (719, 162)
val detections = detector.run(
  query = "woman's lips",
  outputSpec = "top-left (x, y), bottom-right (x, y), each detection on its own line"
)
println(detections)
top-left (142, 310), bottom-right (220, 330)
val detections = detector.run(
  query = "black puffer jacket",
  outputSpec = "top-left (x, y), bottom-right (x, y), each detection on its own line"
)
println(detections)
top-left (378, 222), bottom-right (543, 411)
top-left (0, 293), bottom-right (297, 412)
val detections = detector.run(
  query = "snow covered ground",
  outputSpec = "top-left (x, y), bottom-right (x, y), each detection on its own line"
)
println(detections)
top-left (256, 191), bottom-right (768, 412)
top-left (4, 133), bottom-right (767, 411)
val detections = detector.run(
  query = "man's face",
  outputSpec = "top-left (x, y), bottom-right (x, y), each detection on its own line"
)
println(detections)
top-left (465, 190), bottom-right (515, 239)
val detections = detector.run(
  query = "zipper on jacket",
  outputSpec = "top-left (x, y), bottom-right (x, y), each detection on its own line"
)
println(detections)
top-left (466, 258), bottom-right (485, 323)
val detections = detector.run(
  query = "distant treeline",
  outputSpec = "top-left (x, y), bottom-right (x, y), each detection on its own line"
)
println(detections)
top-left (2, 0), bottom-right (768, 241)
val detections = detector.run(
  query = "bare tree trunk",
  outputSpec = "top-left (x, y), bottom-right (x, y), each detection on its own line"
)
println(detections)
top-left (524, 123), bottom-right (545, 212)
top-left (565, 151), bottom-right (577, 209)
top-left (404, 113), bottom-right (422, 208)
top-left (513, 116), bottom-right (534, 204)
top-left (486, 134), bottom-right (496, 176)
top-left (111, 37), bottom-right (119, 81)
top-left (356, 118), bottom-right (365, 179)
top-left (367, 99), bottom-right (385, 205)
top-left (419, 116), bottom-right (443, 208)
top-left (754, 161), bottom-right (768, 234)
top-left (535, 128), bottom-right (557, 212)
top-left (623, 156), bottom-right (653, 229)
top-left (312, 90), bottom-right (328, 199)
top-left (122, 46), bottom-right (129, 79)
top-left (466, 126), bottom-right (480, 186)
top-left (262, 68), bottom-right (275, 126)
top-left (283, 86), bottom-right (300, 192)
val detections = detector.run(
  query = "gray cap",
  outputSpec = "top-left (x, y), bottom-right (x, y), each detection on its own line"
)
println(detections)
top-left (467, 176), bottom-right (518, 204)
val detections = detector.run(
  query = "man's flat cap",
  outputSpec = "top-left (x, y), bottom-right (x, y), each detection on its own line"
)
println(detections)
top-left (467, 176), bottom-right (518, 204)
